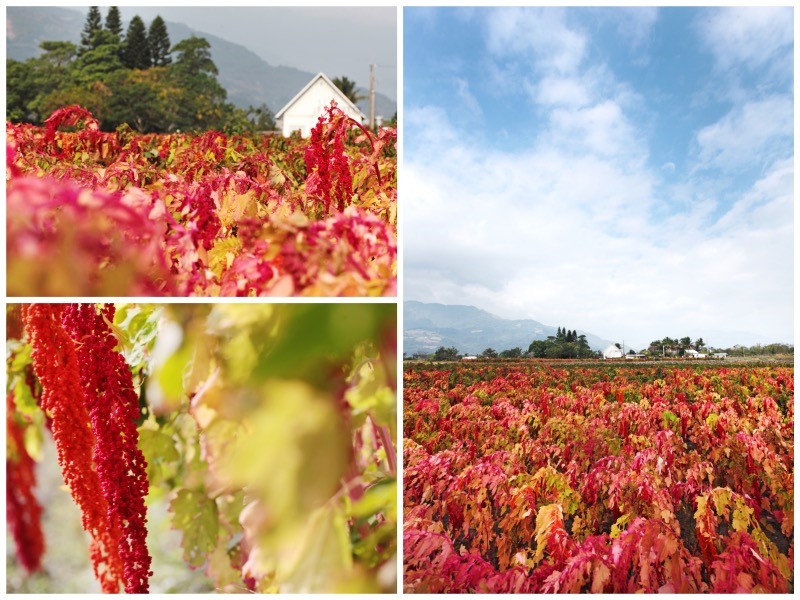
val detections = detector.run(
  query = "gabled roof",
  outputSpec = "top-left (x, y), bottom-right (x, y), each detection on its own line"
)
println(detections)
top-left (603, 344), bottom-right (623, 354)
top-left (274, 72), bottom-right (366, 120)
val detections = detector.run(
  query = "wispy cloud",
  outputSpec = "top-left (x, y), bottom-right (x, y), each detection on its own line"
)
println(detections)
top-left (692, 96), bottom-right (792, 172)
top-left (699, 7), bottom-right (793, 74)
top-left (453, 77), bottom-right (482, 117)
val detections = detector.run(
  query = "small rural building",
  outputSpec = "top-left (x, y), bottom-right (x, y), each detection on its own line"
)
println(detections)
top-left (461, 356), bottom-right (478, 361)
top-left (603, 345), bottom-right (624, 360)
top-left (713, 352), bottom-right (727, 360)
top-left (625, 353), bottom-right (645, 360)
top-left (275, 72), bottom-right (366, 138)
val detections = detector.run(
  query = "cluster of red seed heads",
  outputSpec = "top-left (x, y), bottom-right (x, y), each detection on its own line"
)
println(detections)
top-left (14, 304), bottom-right (152, 593)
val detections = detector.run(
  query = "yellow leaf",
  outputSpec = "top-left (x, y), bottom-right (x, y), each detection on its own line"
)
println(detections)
top-left (591, 562), bottom-right (611, 593)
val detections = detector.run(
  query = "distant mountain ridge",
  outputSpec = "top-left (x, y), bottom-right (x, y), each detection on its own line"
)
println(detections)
top-left (404, 301), bottom-right (614, 356)
top-left (6, 6), bottom-right (396, 120)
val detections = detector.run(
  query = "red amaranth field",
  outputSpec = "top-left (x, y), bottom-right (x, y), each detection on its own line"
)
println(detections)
top-left (7, 105), bottom-right (396, 297)
top-left (403, 362), bottom-right (794, 593)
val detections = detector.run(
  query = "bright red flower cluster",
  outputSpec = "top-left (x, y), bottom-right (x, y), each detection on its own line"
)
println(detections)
top-left (62, 304), bottom-right (152, 593)
top-left (21, 304), bottom-right (143, 593)
top-left (6, 392), bottom-right (45, 573)
top-left (304, 102), bottom-right (356, 215)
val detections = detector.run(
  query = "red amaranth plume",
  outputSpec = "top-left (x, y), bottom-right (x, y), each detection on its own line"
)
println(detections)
top-left (63, 304), bottom-right (152, 593)
top-left (43, 104), bottom-right (99, 143)
top-left (6, 392), bottom-right (45, 573)
top-left (304, 102), bottom-right (355, 215)
top-left (21, 304), bottom-right (126, 593)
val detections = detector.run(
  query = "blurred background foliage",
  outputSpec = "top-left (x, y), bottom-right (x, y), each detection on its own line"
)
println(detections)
top-left (6, 303), bottom-right (397, 593)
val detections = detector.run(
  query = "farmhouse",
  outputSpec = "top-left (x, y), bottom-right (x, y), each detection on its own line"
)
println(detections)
top-left (275, 72), bottom-right (366, 138)
top-left (602, 344), bottom-right (624, 360)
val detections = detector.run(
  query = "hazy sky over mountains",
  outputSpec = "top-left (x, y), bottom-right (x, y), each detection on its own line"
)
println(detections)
top-left (404, 7), bottom-right (793, 349)
top-left (73, 6), bottom-right (397, 101)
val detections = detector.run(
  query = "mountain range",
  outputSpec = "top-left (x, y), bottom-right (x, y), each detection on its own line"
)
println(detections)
top-left (404, 301), bottom-right (614, 356)
top-left (6, 6), bottom-right (397, 120)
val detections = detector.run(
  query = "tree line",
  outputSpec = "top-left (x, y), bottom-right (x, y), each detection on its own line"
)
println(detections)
top-left (7, 6), bottom-right (274, 133)
top-left (410, 328), bottom-right (793, 361)
top-left (409, 325), bottom-right (599, 361)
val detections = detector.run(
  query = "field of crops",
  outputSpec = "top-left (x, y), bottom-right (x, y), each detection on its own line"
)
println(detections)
top-left (403, 362), bottom-right (794, 593)
top-left (7, 105), bottom-right (396, 296)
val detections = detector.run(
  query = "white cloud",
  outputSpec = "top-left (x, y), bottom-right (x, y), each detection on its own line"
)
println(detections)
top-left (693, 95), bottom-right (792, 172)
top-left (699, 7), bottom-right (793, 73)
top-left (533, 76), bottom-right (591, 108)
top-left (453, 77), bottom-right (482, 117)
top-left (546, 100), bottom-right (646, 162)
top-left (405, 108), bottom-right (793, 347)
top-left (485, 8), bottom-right (586, 75)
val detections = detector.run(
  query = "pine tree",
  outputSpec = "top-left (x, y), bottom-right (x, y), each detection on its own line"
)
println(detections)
top-left (122, 16), bottom-right (152, 69)
top-left (148, 16), bottom-right (172, 67)
top-left (80, 7), bottom-right (103, 52)
top-left (105, 6), bottom-right (123, 38)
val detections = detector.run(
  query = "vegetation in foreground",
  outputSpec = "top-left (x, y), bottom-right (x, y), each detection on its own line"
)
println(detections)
top-left (404, 362), bottom-right (793, 592)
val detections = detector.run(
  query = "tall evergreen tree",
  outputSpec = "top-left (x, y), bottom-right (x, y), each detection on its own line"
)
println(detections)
top-left (148, 16), bottom-right (172, 67)
top-left (123, 16), bottom-right (152, 69)
top-left (105, 6), bottom-right (123, 38)
top-left (80, 7), bottom-right (103, 52)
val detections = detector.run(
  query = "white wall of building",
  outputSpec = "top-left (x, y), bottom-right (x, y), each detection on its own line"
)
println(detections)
top-left (276, 74), bottom-right (365, 138)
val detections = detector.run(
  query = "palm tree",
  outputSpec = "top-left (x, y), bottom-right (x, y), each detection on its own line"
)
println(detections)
top-left (332, 75), bottom-right (366, 104)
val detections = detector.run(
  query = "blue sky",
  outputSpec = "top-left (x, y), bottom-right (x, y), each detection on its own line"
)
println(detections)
top-left (404, 7), bottom-right (793, 349)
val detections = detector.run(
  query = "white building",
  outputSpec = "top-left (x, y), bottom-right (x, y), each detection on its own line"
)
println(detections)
top-left (275, 72), bottom-right (366, 138)
top-left (603, 344), bottom-right (624, 359)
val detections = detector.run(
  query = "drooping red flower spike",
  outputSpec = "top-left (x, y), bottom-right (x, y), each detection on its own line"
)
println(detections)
top-left (6, 392), bottom-right (45, 574)
top-left (21, 304), bottom-right (126, 593)
top-left (63, 304), bottom-right (152, 593)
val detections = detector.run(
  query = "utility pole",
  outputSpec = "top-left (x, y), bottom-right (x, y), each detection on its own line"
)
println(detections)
top-left (369, 63), bottom-right (375, 129)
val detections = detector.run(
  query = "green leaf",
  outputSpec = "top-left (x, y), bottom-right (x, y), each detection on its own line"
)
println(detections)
top-left (218, 380), bottom-right (348, 519)
top-left (156, 343), bottom-right (193, 405)
top-left (206, 542), bottom-right (244, 592)
top-left (351, 478), bottom-right (396, 521)
top-left (169, 488), bottom-right (220, 568)
top-left (138, 423), bottom-right (179, 483)
top-left (661, 410), bottom-right (679, 430)
top-left (345, 360), bottom-right (396, 433)
top-left (12, 375), bottom-right (39, 417)
top-left (114, 304), bottom-right (163, 373)
top-left (207, 236), bottom-right (242, 278)
top-left (252, 304), bottom-right (396, 388)
top-left (280, 503), bottom-right (353, 593)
